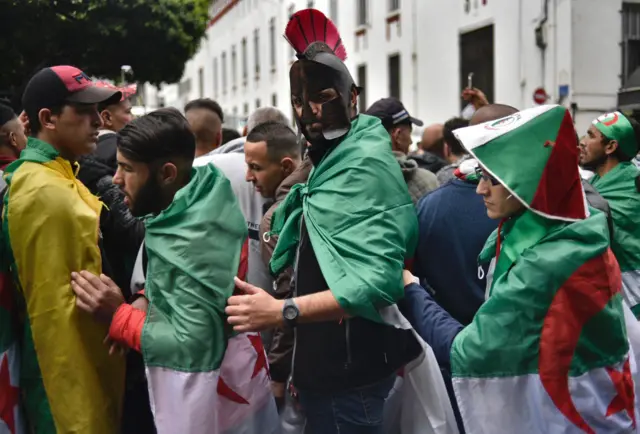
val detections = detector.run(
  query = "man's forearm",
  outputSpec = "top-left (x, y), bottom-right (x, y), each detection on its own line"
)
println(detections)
top-left (294, 289), bottom-right (347, 323)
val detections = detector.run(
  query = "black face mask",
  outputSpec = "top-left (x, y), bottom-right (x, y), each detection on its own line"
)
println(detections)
top-left (290, 58), bottom-right (356, 160)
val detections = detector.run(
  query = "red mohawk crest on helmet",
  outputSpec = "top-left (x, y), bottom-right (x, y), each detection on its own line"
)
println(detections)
top-left (284, 9), bottom-right (347, 61)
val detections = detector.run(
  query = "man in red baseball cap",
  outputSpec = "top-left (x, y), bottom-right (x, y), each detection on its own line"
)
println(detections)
top-left (0, 66), bottom-right (125, 432)
top-left (21, 65), bottom-right (121, 159)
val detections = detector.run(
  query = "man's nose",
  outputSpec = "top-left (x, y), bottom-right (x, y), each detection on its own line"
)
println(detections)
top-left (113, 168), bottom-right (124, 186)
top-left (245, 170), bottom-right (254, 183)
top-left (476, 178), bottom-right (490, 196)
top-left (309, 102), bottom-right (322, 116)
top-left (92, 110), bottom-right (103, 128)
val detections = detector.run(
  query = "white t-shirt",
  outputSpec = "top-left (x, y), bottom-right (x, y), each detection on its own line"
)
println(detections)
top-left (193, 153), bottom-right (273, 292)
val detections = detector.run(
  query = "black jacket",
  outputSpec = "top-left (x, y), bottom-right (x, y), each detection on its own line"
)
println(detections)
top-left (292, 221), bottom-right (421, 392)
top-left (77, 133), bottom-right (145, 297)
top-left (408, 151), bottom-right (447, 174)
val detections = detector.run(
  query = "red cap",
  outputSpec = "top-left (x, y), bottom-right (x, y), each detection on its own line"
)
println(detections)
top-left (22, 66), bottom-right (122, 116)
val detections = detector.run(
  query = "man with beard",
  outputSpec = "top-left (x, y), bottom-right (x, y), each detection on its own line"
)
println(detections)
top-left (71, 108), bottom-right (278, 433)
top-left (225, 9), bottom-right (422, 433)
top-left (580, 112), bottom-right (640, 315)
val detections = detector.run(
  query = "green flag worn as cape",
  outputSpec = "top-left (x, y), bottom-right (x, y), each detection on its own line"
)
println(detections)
top-left (142, 164), bottom-right (247, 371)
top-left (269, 114), bottom-right (418, 323)
top-left (590, 162), bottom-right (640, 315)
top-left (452, 208), bottom-right (631, 433)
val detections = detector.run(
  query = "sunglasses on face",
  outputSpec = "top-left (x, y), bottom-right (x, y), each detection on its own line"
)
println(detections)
top-left (474, 166), bottom-right (500, 186)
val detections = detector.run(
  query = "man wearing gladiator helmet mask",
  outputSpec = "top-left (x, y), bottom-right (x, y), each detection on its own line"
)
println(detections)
top-left (226, 9), bottom-right (423, 433)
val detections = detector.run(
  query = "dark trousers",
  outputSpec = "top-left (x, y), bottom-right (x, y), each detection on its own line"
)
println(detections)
top-left (297, 375), bottom-right (395, 434)
top-left (120, 352), bottom-right (156, 434)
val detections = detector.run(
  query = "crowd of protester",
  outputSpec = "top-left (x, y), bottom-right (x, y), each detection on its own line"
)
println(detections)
top-left (1, 7), bottom-right (640, 434)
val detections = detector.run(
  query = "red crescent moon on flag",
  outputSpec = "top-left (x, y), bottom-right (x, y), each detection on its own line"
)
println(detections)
top-left (602, 112), bottom-right (619, 127)
top-left (539, 249), bottom-right (621, 434)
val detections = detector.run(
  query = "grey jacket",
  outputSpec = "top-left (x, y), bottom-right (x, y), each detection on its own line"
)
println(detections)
top-left (394, 151), bottom-right (439, 204)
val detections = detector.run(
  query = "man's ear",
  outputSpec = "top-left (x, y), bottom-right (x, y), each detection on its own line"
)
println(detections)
top-left (159, 162), bottom-right (178, 185)
top-left (38, 108), bottom-right (56, 131)
top-left (391, 127), bottom-right (403, 146)
top-left (281, 157), bottom-right (296, 176)
top-left (443, 142), bottom-right (451, 160)
top-left (216, 129), bottom-right (223, 148)
top-left (8, 132), bottom-right (19, 150)
top-left (605, 140), bottom-right (620, 156)
top-left (101, 109), bottom-right (112, 128)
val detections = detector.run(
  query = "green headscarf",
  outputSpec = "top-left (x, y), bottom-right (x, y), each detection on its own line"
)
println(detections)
top-left (592, 111), bottom-right (638, 158)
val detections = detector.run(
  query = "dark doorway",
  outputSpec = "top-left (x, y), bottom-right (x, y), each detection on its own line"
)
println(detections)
top-left (388, 54), bottom-right (401, 100)
top-left (357, 64), bottom-right (367, 111)
top-left (459, 25), bottom-right (494, 110)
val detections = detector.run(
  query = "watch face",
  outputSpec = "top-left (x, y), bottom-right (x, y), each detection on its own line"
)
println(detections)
top-left (283, 305), bottom-right (298, 321)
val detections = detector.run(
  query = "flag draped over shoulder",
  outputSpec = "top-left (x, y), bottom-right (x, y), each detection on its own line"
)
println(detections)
top-left (590, 162), bottom-right (640, 316)
top-left (1, 137), bottom-right (125, 434)
top-left (268, 115), bottom-right (458, 433)
top-left (451, 106), bottom-right (639, 433)
top-left (451, 210), bottom-right (639, 433)
top-left (269, 114), bottom-right (419, 323)
top-left (141, 164), bottom-right (277, 434)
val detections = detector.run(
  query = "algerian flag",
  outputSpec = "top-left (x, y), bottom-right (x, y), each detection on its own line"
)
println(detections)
top-left (450, 106), bottom-right (640, 433)
top-left (590, 162), bottom-right (640, 317)
top-left (0, 274), bottom-right (23, 434)
top-left (141, 165), bottom-right (278, 433)
top-left (450, 213), bottom-right (639, 433)
top-left (453, 105), bottom-right (587, 221)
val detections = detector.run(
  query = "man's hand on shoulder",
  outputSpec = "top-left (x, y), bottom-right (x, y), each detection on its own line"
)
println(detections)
top-left (71, 271), bottom-right (125, 323)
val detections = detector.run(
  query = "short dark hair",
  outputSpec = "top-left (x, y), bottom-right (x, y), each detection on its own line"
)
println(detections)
top-left (27, 105), bottom-right (63, 135)
top-left (221, 128), bottom-right (241, 145)
top-left (117, 107), bottom-right (195, 164)
top-left (0, 102), bottom-right (16, 127)
top-left (246, 121), bottom-right (299, 161)
top-left (184, 98), bottom-right (224, 123)
top-left (0, 103), bottom-right (17, 147)
top-left (443, 117), bottom-right (470, 156)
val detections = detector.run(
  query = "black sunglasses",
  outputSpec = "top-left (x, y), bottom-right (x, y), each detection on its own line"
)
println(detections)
top-left (474, 167), bottom-right (500, 186)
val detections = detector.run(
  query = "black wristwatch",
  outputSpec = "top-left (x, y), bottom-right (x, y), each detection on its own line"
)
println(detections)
top-left (282, 298), bottom-right (300, 328)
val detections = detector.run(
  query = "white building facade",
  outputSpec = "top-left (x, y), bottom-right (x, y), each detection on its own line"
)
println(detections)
top-left (152, 0), bottom-right (640, 134)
